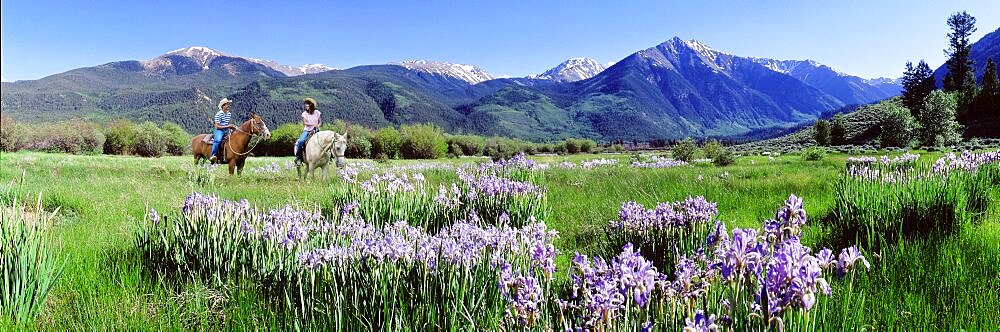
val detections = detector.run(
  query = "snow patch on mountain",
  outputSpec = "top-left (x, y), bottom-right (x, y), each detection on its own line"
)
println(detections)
top-left (246, 58), bottom-right (336, 76)
top-left (395, 60), bottom-right (495, 84)
top-left (533, 57), bottom-right (608, 82)
top-left (165, 46), bottom-right (226, 69)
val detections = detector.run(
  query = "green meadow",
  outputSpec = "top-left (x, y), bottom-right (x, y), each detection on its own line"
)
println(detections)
top-left (1, 151), bottom-right (998, 330)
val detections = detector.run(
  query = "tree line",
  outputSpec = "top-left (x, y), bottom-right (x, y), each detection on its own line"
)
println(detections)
top-left (812, 11), bottom-right (999, 149)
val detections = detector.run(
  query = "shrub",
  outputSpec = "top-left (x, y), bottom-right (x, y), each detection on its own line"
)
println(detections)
top-left (448, 142), bottom-right (464, 156)
top-left (76, 122), bottom-right (106, 155)
top-left (564, 139), bottom-right (581, 154)
top-left (161, 122), bottom-right (190, 156)
top-left (672, 138), bottom-right (698, 162)
top-left (261, 123), bottom-right (301, 156)
top-left (371, 127), bottom-right (403, 159)
top-left (609, 144), bottom-right (625, 153)
top-left (579, 139), bottom-right (596, 153)
top-left (877, 102), bottom-right (916, 148)
top-left (919, 90), bottom-right (963, 147)
top-left (484, 137), bottom-right (520, 161)
top-left (702, 139), bottom-right (723, 160)
top-left (401, 123), bottom-right (448, 159)
top-left (712, 148), bottom-right (736, 166)
top-left (104, 120), bottom-right (138, 155)
top-left (830, 114), bottom-right (847, 145)
top-left (346, 135), bottom-right (371, 159)
top-left (814, 119), bottom-right (831, 146)
top-left (132, 122), bottom-right (167, 157)
top-left (323, 119), bottom-right (348, 134)
top-left (523, 144), bottom-right (539, 155)
top-left (802, 146), bottom-right (826, 161)
top-left (0, 116), bottom-right (25, 152)
top-left (553, 143), bottom-right (567, 154)
top-left (448, 134), bottom-right (486, 156)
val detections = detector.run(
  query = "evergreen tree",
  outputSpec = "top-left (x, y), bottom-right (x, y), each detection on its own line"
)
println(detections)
top-left (813, 119), bottom-right (831, 146)
top-left (977, 58), bottom-right (999, 116)
top-left (943, 11), bottom-right (977, 92)
top-left (919, 91), bottom-right (963, 147)
top-left (900, 60), bottom-right (936, 117)
top-left (830, 113), bottom-right (847, 145)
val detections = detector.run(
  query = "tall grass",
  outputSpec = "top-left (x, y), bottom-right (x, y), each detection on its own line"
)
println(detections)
top-left (1, 195), bottom-right (66, 324)
top-left (830, 151), bottom-right (999, 248)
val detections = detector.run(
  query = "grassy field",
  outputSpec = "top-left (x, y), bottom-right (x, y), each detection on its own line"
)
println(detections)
top-left (1, 150), bottom-right (997, 330)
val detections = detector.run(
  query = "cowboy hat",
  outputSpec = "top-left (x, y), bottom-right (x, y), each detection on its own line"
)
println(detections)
top-left (218, 98), bottom-right (233, 110)
top-left (303, 97), bottom-right (317, 108)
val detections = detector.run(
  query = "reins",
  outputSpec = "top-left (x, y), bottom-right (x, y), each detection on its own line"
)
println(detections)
top-left (225, 120), bottom-right (265, 157)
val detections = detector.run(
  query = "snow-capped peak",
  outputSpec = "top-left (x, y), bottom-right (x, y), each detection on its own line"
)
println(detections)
top-left (533, 57), bottom-right (608, 82)
top-left (165, 46), bottom-right (226, 69)
top-left (395, 60), bottom-right (495, 84)
top-left (245, 58), bottom-right (336, 76)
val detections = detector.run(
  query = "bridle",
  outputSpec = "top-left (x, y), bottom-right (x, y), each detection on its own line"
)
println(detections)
top-left (328, 135), bottom-right (347, 167)
top-left (227, 117), bottom-right (268, 157)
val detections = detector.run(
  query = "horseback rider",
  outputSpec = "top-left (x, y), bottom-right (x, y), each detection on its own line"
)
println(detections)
top-left (209, 98), bottom-right (237, 162)
top-left (295, 98), bottom-right (321, 164)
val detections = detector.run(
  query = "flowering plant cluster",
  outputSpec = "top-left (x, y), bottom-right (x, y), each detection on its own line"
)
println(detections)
top-left (631, 155), bottom-right (690, 169)
top-left (846, 153), bottom-right (919, 166)
top-left (606, 196), bottom-right (719, 271)
top-left (457, 168), bottom-right (549, 226)
top-left (140, 193), bottom-right (559, 330)
top-left (835, 150), bottom-right (999, 247)
top-left (580, 158), bottom-right (620, 169)
top-left (931, 150), bottom-right (1000, 174)
top-left (249, 161), bottom-right (296, 175)
top-left (552, 194), bottom-right (871, 331)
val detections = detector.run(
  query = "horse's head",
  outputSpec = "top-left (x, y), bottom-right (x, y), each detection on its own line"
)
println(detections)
top-left (331, 132), bottom-right (348, 168)
top-left (249, 113), bottom-right (271, 140)
top-left (332, 132), bottom-right (348, 157)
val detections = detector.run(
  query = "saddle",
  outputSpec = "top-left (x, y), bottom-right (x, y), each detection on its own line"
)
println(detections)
top-left (203, 131), bottom-right (230, 163)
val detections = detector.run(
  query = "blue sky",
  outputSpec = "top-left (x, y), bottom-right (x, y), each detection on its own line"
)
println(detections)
top-left (2, 0), bottom-right (998, 82)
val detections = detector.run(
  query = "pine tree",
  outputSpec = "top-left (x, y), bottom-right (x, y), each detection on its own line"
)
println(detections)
top-left (830, 113), bottom-right (847, 145)
top-left (813, 119), bottom-right (831, 146)
top-left (901, 60), bottom-right (936, 117)
top-left (943, 11), bottom-right (977, 93)
top-left (981, 58), bottom-right (999, 115)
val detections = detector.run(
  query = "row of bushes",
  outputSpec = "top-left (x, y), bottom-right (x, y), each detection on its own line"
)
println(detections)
top-left (3, 115), bottom-right (613, 160)
top-left (1, 116), bottom-right (190, 157)
top-left (671, 138), bottom-right (736, 166)
top-left (258, 120), bottom-right (604, 160)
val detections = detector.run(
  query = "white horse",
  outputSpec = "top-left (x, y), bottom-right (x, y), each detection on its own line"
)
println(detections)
top-left (296, 130), bottom-right (347, 180)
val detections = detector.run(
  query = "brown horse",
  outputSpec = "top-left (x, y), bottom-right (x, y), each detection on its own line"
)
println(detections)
top-left (190, 113), bottom-right (271, 175)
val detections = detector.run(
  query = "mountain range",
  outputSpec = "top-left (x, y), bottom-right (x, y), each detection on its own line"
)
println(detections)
top-left (5, 30), bottom-right (995, 142)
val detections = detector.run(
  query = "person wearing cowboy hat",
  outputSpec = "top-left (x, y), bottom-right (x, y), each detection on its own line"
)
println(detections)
top-left (295, 97), bottom-right (321, 163)
top-left (210, 98), bottom-right (237, 162)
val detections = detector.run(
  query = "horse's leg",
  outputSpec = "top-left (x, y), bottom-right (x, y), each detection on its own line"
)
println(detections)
top-left (322, 164), bottom-right (329, 181)
top-left (236, 159), bottom-right (245, 176)
top-left (228, 160), bottom-right (235, 175)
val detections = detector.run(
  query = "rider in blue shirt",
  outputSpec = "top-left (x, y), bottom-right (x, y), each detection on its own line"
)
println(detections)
top-left (210, 98), bottom-right (237, 162)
